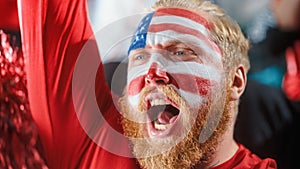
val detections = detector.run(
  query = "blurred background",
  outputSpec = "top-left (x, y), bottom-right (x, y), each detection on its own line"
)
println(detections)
top-left (1, 0), bottom-right (299, 168)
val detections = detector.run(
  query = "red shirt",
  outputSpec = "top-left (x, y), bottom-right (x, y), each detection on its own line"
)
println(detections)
top-left (18, 0), bottom-right (139, 168)
top-left (212, 144), bottom-right (277, 169)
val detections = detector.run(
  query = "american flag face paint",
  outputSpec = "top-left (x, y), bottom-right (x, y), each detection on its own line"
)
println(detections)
top-left (127, 8), bottom-right (224, 109)
top-left (128, 8), bottom-right (221, 57)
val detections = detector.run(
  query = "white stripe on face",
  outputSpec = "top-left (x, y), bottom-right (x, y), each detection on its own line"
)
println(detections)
top-left (147, 14), bottom-right (222, 55)
top-left (146, 31), bottom-right (222, 60)
top-left (150, 15), bottom-right (209, 36)
top-left (127, 54), bottom-right (222, 85)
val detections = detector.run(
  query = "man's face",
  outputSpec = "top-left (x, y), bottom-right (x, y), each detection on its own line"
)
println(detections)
top-left (121, 8), bottom-right (231, 168)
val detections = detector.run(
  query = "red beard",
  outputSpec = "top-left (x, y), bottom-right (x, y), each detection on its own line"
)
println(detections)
top-left (120, 84), bottom-right (231, 169)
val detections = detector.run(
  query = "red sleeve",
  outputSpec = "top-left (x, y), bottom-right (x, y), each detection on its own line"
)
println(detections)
top-left (282, 40), bottom-right (300, 101)
top-left (211, 144), bottom-right (277, 169)
top-left (0, 0), bottom-right (19, 31)
top-left (18, 0), bottom-right (138, 168)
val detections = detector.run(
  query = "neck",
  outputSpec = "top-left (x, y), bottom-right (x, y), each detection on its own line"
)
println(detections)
top-left (208, 131), bottom-right (238, 168)
top-left (208, 112), bottom-right (238, 168)
top-left (195, 109), bottom-right (239, 169)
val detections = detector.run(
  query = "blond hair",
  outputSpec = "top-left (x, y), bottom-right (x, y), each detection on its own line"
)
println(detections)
top-left (151, 0), bottom-right (250, 76)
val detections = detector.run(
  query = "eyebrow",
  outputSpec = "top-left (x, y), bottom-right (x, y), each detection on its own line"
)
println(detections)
top-left (160, 40), bottom-right (184, 48)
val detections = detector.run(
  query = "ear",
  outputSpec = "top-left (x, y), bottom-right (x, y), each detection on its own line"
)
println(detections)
top-left (229, 65), bottom-right (247, 101)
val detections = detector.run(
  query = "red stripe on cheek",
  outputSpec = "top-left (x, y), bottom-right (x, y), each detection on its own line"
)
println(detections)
top-left (127, 75), bottom-right (146, 96)
top-left (170, 73), bottom-right (213, 96)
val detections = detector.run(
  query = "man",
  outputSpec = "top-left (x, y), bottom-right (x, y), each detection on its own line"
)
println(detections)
top-left (120, 0), bottom-right (277, 168)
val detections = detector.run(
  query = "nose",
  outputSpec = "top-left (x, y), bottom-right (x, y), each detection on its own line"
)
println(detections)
top-left (145, 62), bottom-right (170, 85)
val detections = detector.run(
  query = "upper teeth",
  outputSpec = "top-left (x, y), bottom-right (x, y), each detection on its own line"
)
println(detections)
top-left (150, 99), bottom-right (168, 106)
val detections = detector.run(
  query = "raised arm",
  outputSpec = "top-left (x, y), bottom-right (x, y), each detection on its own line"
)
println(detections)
top-left (18, 0), bottom-right (138, 168)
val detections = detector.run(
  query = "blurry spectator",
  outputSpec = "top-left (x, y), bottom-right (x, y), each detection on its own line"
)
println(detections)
top-left (273, 0), bottom-right (300, 101)
top-left (282, 41), bottom-right (300, 101)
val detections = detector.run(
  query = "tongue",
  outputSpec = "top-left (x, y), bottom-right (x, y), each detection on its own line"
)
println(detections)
top-left (157, 111), bottom-right (177, 124)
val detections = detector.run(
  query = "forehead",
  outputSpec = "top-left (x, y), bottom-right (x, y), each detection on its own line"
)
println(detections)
top-left (128, 8), bottom-right (218, 54)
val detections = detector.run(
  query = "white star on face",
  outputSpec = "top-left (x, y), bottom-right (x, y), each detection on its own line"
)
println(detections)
top-left (140, 26), bottom-right (146, 31)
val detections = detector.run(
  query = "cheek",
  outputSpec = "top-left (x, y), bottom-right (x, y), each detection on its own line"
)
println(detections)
top-left (171, 73), bottom-right (212, 97)
top-left (175, 74), bottom-right (213, 109)
top-left (173, 74), bottom-right (212, 107)
top-left (171, 63), bottom-right (221, 96)
top-left (127, 92), bottom-right (141, 109)
top-left (170, 64), bottom-right (222, 108)
top-left (127, 75), bottom-right (145, 96)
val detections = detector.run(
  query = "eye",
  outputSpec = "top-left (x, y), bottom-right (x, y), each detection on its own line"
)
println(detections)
top-left (174, 50), bottom-right (186, 56)
top-left (135, 55), bottom-right (146, 60)
top-left (169, 47), bottom-right (198, 61)
top-left (129, 52), bottom-right (149, 67)
top-left (172, 48), bottom-right (197, 56)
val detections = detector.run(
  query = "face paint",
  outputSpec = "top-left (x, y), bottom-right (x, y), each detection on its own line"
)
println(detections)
top-left (127, 8), bottom-right (223, 109)
top-left (128, 8), bottom-right (221, 57)
top-left (122, 9), bottom-right (230, 167)
top-left (127, 51), bottom-right (222, 108)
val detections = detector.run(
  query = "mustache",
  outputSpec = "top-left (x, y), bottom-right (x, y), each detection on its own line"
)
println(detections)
top-left (136, 85), bottom-right (188, 113)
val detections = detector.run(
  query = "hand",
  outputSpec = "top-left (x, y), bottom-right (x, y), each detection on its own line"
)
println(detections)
top-left (282, 40), bottom-right (300, 101)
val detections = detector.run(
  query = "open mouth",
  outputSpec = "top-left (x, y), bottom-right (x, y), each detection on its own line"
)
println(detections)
top-left (146, 97), bottom-right (180, 137)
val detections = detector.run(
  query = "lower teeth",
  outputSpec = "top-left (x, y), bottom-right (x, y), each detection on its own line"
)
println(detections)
top-left (154, 122), bottom-right (170, 130)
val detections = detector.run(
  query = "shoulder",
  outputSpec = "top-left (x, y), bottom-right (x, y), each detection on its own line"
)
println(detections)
top-left (212, 144), bottom-right (277, 169)
top-left (235, 144), bottom-right (277, 169)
